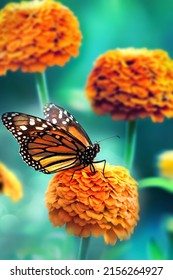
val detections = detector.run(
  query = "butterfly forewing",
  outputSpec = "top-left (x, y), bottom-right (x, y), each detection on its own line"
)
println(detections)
top-left (43, 103), bottom-right (92, 146)
top-left (1, 112), bottom-right (54, 143)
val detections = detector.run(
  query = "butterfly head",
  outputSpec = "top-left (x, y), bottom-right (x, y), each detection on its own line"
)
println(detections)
top-left (93, 142), bottom-right (100, 155)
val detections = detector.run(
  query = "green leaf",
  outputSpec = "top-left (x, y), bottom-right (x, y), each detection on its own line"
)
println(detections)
top-left (139, 177), bottom-right (173, 193)
top-left (148, 239), bottom-right (166, 260)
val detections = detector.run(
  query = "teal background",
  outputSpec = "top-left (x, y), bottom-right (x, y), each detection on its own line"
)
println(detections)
top-left (0, 0), bottom-right (173, 259)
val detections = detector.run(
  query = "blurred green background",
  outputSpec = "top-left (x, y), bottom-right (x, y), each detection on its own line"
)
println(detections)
top-left (0, 0), bottom-right (173, 260)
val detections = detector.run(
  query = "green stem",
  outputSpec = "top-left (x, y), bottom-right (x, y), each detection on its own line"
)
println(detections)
top-left (165, 217), bottom-right (173, 260)
top-left (139, 177), bottom-right (173, 193)
top-left (167, 232), bottom-right (173, 260)
top-left (35, 72), bottom-right (50, 108)
top-left (78, 237), bottom-right (91, 260)
top-left (125, 120), bottom-right (137, 170)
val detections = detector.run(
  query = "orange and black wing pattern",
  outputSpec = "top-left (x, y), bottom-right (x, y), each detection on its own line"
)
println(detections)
top-left (1, 111), bottom-right (90, 173)
top-left (43, 103), bottom-right (92, 147)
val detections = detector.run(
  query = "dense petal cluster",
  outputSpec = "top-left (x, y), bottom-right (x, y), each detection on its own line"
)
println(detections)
top-left (158, 151), bottom-right (173, 179)
top-left (0, 163), bottom-right (23, 202)
top-left (46, 163), bottom-right (139, 245)
top-left (0, 0), bottom-right (82, 74)
top-left (86, 48), bottom-right (173, 122)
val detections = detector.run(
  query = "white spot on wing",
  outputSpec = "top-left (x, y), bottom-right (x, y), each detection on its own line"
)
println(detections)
top-left (20, 125), bottom-right (27, 131)
top-left (29, 119), bottom-right (35, 125)
top-left (37, 118), bottom-right (42, 122)
top-left (52, 118), bottom-right (57, 124)
top-left (35, 126), bottom-right (44, 130)
top-left (59, 111), bottom-right (63, 119)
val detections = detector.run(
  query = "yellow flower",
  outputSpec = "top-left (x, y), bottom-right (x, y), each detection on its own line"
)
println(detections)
top-left (0, 163), bottom-right (23, 202)
top-left (86, 48), bottom-right (173, 122)
top-left (158, 151), bottom-right (173, 179)
top-left (45, 163), bottom-right (139, 245)
top-left (0, 0), bottom-right (82, 74)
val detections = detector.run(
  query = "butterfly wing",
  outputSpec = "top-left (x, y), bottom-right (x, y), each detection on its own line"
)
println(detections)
top-left (43, 103), bottom-right (92, 146)
top-left (1, 112), bottom-right (54, 143)
top-left (1, 112), bottom-right (84, 173)
top-left (20, 130), bottom-right (82, 173)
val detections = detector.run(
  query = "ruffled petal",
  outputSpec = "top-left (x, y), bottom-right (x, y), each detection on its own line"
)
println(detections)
top-left (46, 163), bottom-right (139, 245)
top-left (86, 48), bottom-right (173, 122)
top-left (0, 0), bottom-right (82, 74)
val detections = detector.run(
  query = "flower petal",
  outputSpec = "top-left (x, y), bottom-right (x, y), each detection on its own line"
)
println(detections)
top-left (46, 163), bottom-right (139, 245)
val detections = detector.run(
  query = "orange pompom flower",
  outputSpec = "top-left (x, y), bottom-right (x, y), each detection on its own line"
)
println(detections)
top-left (46, 163), bottom-right (139, 245)
top-left (0, 162), bottom-right (23, 202)
top-left (86, 48), bottom-right (173, 122)
top-left (0, 0), bottom-right (82, 74)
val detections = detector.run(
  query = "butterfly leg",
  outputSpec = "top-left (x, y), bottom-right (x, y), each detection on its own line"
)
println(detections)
top-left (70, 159), bottom-right (106, 181)
top-left (92, 159), bottom-right (106, 177)
top-left (70, 162), bottom-right (98, 181)
top-left (70, 164), bottom-right (88, 181)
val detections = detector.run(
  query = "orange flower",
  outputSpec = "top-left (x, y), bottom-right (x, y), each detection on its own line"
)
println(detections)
top-left (46, 163), bottom-right (139, 245)
top-left (158, 151), bottom-right (173, 179)
top-left (0, 162), bottom-right (23, 202)
top-left (0, 0), bottom-right (82, 74)
top-left (86, 48), bottom-right (173, 122)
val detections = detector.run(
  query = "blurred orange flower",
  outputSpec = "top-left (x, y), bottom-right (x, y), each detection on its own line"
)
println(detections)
top-left (158, 151), bottom-right (173, 179)
top-left (0, 0), bottom-right (82, 74)
top-left (0, 163), bottom-right (23, 202)
top-left (46, 163), bottom-right (139, 245)
top-left (86, 48), bottom-right (173, 122)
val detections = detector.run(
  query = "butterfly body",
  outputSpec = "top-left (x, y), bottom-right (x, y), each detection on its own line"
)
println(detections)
top-left (77, 143), bottom-right (100, 168)
top-left (1, 103), bottom-right (104, 175)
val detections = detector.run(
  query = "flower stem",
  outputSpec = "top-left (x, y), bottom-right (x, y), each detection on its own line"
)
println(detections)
top-left (125, 120), bottom-right (137, 170)
top-left (35, 72), bottom-right (50, 108)
top-left (139, 177), bottom-right (173, 193)
top-left (166, 219), bottom-right (173, 260)
top-left (78, 237), bottom-right (91, 260)
top-left (167, 231), bottom-right (173, 260)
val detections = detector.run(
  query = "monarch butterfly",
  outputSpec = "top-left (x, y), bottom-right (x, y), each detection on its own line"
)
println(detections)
top-left (1, 103), bottom-right (105, 176)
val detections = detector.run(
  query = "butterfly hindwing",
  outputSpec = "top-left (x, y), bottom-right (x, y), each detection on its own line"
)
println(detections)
top-left (19, 131), bottom-right (81, 173)
top-left (43, 103), bottom-right (92, 146)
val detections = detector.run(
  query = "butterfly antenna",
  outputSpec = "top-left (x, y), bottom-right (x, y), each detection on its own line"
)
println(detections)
top-left (97, 135), bottom-right (120, 143)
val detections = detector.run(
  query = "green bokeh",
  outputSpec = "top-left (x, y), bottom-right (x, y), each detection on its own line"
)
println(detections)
top-left (0, 0), bottom-right (173, 260)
